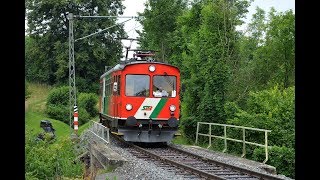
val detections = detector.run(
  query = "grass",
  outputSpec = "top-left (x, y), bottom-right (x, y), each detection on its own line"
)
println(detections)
top-left (25, 111), bottom-right (72, 140)
top-left (25, 83), bottom-right (52, 114)
top-left (25, 83), bottom-right (72, 140)
top-left (25, 82), bottom-right (94, 140)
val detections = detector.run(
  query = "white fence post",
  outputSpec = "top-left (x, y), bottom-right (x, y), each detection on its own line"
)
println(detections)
top-left (241, 128), bottom-right (246, 157)
top-left (195, 122), bottom-right (199, 144)
top-left (222, 125), bottom-right (227, 153)
top-left (208, 124), bottom-right (211, 148)
top-left (263, 131), bottom-right (268, 163)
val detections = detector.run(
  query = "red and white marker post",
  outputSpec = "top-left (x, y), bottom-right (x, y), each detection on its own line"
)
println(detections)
top-left (74, 105), bottom-right (78, 135)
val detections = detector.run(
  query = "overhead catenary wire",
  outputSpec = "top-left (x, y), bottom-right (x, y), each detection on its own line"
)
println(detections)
top-left (75, 18), bottom-right (133, 42)
top-left (120, 4), bottom-right (178, 60)
top-left (75, 15), bottom-right (139, 19)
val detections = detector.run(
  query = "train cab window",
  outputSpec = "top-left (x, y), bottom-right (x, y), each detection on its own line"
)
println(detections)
top-left (153, 76), bottom-right (177, 97)
top-left (105, 76), bottom-right (111, 97)
top-left (126, 75), bottom-right (150, 97)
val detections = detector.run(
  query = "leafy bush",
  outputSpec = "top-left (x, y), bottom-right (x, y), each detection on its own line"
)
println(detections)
top-left (227, 85), bottom-right (295, 148)
top-left (46, 86), bottom-right (98, 125)
top-left (77, 108), bottom-right (90, 125)
top-left (77, 92), bottom-right (98, 125)
top-left (253, 146), bottom-right (295, 178)
top-left (45, 104), bottom-right (69, 124)
top-left (223, 85), bottom-right (295, 178)
top-left (47, 86), bottom-right (69, 106)
top-left (46, 86), bottom-right (69, 123)
top-left (25, 129), bottom-right (83, 179)
top-left (180, 116), bottom-right (198, 143)
top-left (78, 93), bottom-right (98, 118)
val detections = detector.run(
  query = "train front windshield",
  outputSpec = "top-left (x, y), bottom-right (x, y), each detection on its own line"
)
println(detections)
top-left (153, 76), bottom-right (177, 97)
top-left (125, 75), bottom-right (150, 97)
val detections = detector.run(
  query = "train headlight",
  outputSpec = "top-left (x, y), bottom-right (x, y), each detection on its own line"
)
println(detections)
top-left (126, 104), bottom-right (133, 111)
top-left (149, 65), bottom-right (155, 72)
top-left (169, 105), bottom-right (176, 112)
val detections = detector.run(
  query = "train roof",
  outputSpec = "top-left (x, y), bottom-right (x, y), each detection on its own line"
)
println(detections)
top-left (100, 60), bottom-right (180, 79)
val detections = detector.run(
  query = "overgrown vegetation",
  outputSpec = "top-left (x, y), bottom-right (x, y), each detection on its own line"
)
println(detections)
top-left (25, 128), bottom-right (83, 179)
top-left (25, 0), bottom-right (125, 92)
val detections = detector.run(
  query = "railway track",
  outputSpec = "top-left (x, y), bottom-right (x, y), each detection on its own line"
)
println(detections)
top-left (112, 134), bottom-right (285, 180)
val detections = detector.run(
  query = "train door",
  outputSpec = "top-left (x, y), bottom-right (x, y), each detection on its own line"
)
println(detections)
top-left (112, 74), bottom-right (121, 118)
top-left (104, 75), bottom-right (111, 115)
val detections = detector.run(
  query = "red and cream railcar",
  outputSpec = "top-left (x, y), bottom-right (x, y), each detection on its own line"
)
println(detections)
top-left (99, 57), bottom-right (180, 142)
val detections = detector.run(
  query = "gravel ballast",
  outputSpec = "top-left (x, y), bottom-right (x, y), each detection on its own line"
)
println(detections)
top-left (95, 137), bottom-right (293, 180)
top-left (95, 137), bottom-right (185, 180)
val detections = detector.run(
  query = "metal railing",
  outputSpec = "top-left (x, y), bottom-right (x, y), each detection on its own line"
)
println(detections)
top-left (195, 122), bottom-right (271, 163)
top-left (87, 120), bottom-right (110, 144)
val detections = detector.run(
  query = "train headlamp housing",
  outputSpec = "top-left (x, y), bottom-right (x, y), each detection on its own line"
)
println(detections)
top-left (126, 104), bottom-right (133, 111)
top-left (169, 105), bottom-right (176, 112)
top-left (149, 65), bottom-right (156, 72)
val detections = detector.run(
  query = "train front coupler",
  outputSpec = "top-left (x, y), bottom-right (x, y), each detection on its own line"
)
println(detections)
top-left (157, 124), bottom-right (162, 136)
top-left (148, 119), bottom-right (153, 135)
top-left (138, 123), bottom-right (142, 136)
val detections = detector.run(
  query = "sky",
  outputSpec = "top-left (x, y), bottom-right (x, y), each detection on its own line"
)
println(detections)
top-left (119, 0), bottom-right (295, 59)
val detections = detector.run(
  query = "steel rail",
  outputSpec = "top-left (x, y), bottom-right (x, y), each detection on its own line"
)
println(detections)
top-left (112, 134), bottom-right (285, 180)
top-left (168, 145), bottom-right (285, 180)
top-left (112, 134), bottom-right (224, 179)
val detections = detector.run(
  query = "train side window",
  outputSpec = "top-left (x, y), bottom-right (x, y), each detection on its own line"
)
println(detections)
top-left (105, 75), bottom-right (111, 97)
top-left (117, 75), bottom-right (121, 95)
top-left (104, 78), bottom-right (108, 97)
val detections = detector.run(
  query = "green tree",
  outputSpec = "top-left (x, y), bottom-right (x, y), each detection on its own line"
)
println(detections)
top-left (25, 36), bottom-right (52, 83)
top-left (173, 0), bottom-right (251, 139)
top-left (226, 8), bottom-right (295, 107)
top-left (137, 0), bottom-right (187, 62)
top-left (225, 7), bottom-right (266, 106)
top-left (260, 8), bottom-right (295, 88)
top-left (25, 0), bottom-right (125, 92)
